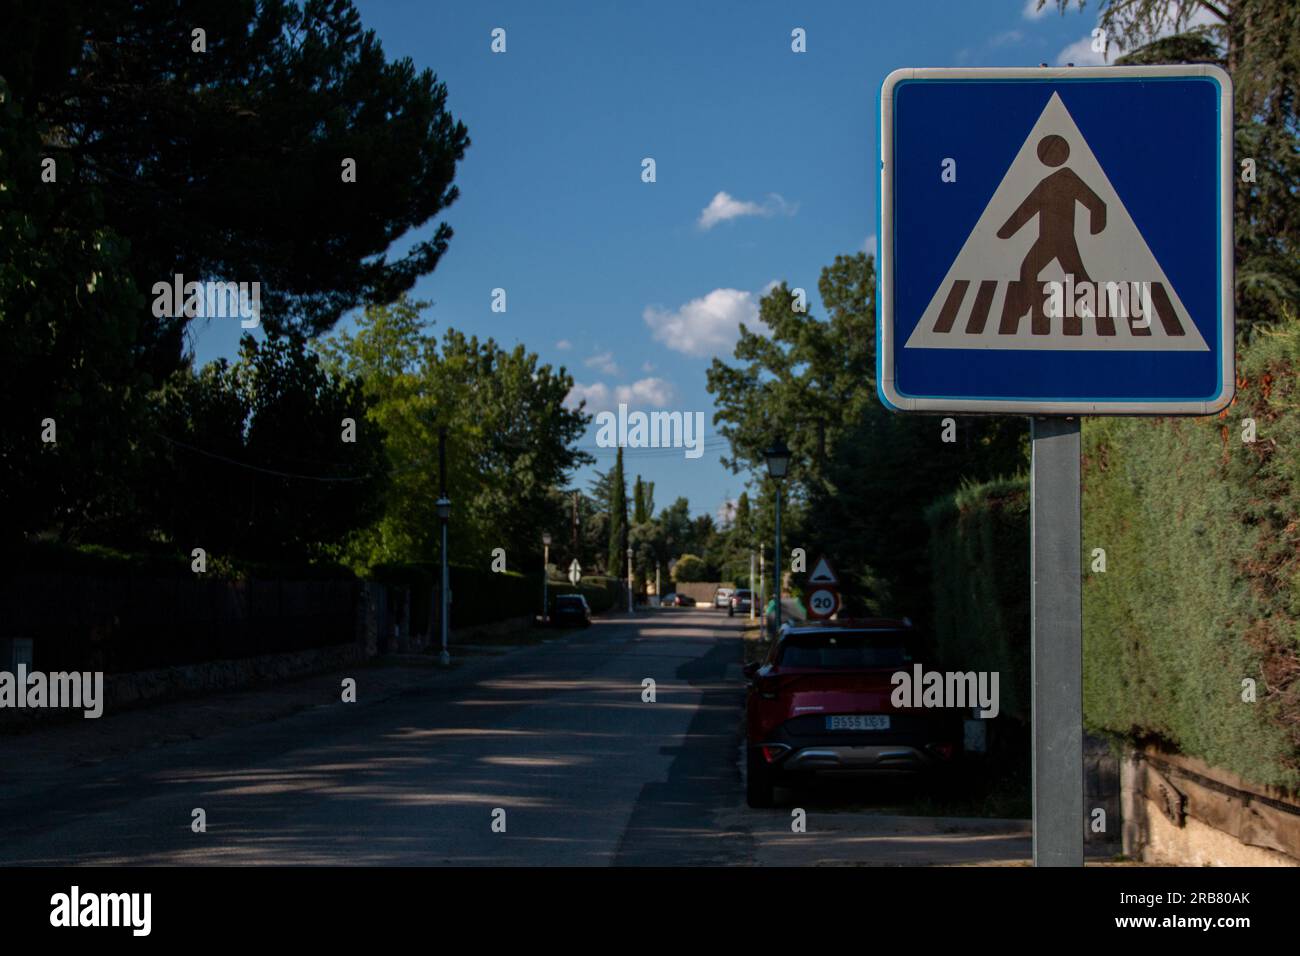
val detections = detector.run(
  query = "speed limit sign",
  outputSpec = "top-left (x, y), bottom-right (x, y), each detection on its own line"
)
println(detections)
top-left (807, 588), bottom-right (839, 620)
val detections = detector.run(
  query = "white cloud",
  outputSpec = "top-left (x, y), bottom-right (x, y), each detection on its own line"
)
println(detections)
top-left (555, 339), bottom-right (572, 351)
top-left (863, 235), bottom-right (878, 258)
top-left (1023, 0), bottom-right (1049, 20)
top-left (990, 29), bottom-right (1025, 47)
top-left (643, 287), bottom-right (765, 358)
top-left (1056, 32), bottom-right (1108, 65)
top-left (641, 360), bottom-right (655, 373)
top-left (716, 497), bottom-right (738, 526)
top-left (616, 377), bottom-right (675, 408)
top-left (697, 191), bottom-right (798, 230)
top-left (585, 350), bottom-right (619, 375)
top-left (564, 377), bottom-right (676, 413)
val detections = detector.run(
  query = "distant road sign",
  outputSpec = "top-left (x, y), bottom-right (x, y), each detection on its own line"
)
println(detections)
top-left (878, 65), bottom-right (1233, 415)
top-left (568, 560), bottom-right (582, 586)
top-left (808, 556), bottom-right (839, 587)
top-left (807, 588), bottom-right (840, 621)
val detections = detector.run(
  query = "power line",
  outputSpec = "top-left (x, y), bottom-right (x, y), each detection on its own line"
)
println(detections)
top-left (156, 433), bottom-right (376, 483)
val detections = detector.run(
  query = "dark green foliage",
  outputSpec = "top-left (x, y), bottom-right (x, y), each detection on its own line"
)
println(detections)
top-left (143, 333), bottom-right (388, 562)
top-left (551, 575), bottom-right (624, 615)
top-left (672, 554), bottom-right (707, 582)
top-left (1080, 316), bottom-right (1300, 787)
top-left (709, 252), bottom-right (1027, 622)
top-left (606, 448), bottom-right (628, 575)
top-left (925, 478), bottom-right (1031, 722)
top-left (2, 0), bottom-right (470, 346)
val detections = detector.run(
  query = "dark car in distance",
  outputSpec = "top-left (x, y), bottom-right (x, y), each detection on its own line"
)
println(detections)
top-left (662, 592), bottom-right (695, 607)
top-left (728, 589), bottom-right (753, 616)
top-left (743, 618), bottom-right (962, 807)
top-left (551, 593), bottom-right (591, 627)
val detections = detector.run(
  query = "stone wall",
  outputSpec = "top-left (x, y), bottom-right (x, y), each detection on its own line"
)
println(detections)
top-left (1121, 744), bottom-right (1300, 866)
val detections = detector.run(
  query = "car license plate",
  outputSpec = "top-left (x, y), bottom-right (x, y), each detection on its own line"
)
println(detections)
top-left (826, 715), bottom-right (890, 731)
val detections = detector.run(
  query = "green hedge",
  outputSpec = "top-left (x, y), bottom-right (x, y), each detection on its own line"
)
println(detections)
top-left (550, 575), bottom-right (623, 615)
top-left (371, 564), bottom-right (625, 624)
top-left (1081, 318), bottom-right (1300, 788)
top-left (924, 477), bottom-right (1031, 721)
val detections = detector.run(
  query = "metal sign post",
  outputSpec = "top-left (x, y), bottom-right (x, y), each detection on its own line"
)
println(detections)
top-left (1030, 416), bottom-right (1083, 866)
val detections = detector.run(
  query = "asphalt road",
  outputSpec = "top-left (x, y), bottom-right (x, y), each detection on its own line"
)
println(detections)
top-left (0, 608), bottom-right (1030, 866)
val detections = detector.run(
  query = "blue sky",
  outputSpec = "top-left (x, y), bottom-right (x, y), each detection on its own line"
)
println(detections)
top-left (191, 0), bottom-right (1106, 520)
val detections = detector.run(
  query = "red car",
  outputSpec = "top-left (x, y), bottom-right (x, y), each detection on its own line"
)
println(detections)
top-left (743, 618), bottom-right (961, 807)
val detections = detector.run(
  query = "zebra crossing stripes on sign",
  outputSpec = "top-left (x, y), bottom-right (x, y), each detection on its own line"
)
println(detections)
top-left (878, 66), bottom-right (1234, 415)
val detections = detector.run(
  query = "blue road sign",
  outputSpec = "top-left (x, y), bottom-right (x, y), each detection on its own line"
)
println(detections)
top-left (878, 66), bottom-right (1233, 415)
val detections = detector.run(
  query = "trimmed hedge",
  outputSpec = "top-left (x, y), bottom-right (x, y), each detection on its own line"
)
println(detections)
top-left (550, 575), bottom-right (623, 614)
top-left (371, 562), bottom-right (540, 628)
top-left (1081, 318), bottom-right (1300, 788)
top-left (924, 477), bottom-right (1031, 721)
top-left (924, 323), bottom-right (1300, 788)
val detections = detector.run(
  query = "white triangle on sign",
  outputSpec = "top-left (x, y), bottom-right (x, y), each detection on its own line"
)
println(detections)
top-left (808, 556), bottom-right (838, 585)
top-left (905, 92), bottom-right (1208, 352)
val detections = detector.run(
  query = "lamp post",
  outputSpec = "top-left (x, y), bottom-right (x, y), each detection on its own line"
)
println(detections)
top-left (764, 438), bottom-right (791, 636)
top-left (436, 495), bottom-right (451, 666)
top-left (542, 531), bottom-right (552, 624)
top-left (626, 546), bottom-right (634, 614)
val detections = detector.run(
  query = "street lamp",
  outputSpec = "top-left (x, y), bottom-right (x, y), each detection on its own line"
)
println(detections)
top-left (436, 495), bottom-right (451, 666)
top-left (542, 531), bottom-right (552, 624)
top-left (624, 546), bottom-right (634, 613)
top-left (765, 438), bottom-right (791, 635)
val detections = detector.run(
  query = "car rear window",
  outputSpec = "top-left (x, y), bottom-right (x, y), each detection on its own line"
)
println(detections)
top-left (777, 630), bottom-right (916, 669)
top-left (556, 596), bottom-right (583, 607)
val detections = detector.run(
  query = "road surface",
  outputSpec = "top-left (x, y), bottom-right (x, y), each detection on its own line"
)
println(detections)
top-left (0, 609), bottom-right (1030, 866)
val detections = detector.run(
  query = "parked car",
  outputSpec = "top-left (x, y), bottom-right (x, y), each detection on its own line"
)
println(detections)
top-left (743, 618), bottom-right (961, 807)
top-left (713, 587), bottom-right (734, 608)
top-left (551, 593), bottom-right (591, 627)
top-left (661, 592), bottom-right (694, 607)
top-left (729, 589), bottom-right (753, 617)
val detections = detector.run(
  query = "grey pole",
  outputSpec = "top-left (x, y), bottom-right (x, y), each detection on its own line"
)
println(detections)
top-left (749, 550), bottom-right (756, 622)
top-left (1030, 416), bottom-right (1083, 866)
top-left (773, 485), bottom-right (783, 635)
top-left (438, 509), bottom-right (450, 667)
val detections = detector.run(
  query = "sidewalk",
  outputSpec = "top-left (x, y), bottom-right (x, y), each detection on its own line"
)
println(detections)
top-left (0, 644), bottom-right (523, 797)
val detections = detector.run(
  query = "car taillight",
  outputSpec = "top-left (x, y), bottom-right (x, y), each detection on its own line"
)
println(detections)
top-left (929, 742), bottom-right (956, 761)
top-left (761, 745), bottom-right (788, 764)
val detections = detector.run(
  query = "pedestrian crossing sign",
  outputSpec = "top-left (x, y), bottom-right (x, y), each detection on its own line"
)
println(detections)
top-left (878, 66), bottom-right (1234, 415)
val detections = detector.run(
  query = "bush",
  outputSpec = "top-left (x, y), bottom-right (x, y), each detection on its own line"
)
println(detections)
top-left (551, 575), bottom-right (623, 614)
top-left (924, 476), bottom-right (1031, 721)
top-left (672, 554), bottom-right (707, 582)
top-left (1081, 317), bottom-right (1300, 788)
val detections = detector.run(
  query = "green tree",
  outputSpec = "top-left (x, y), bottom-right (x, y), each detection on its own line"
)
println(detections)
top-left (143, 332), bottom-right (388, 562)
top-left (1, 1), bottom-right (469, 544)
top-left (319, 296), bottom-right (590, 570)
top-left (1047, 0), bottom-right (1300, 325)
top-left (606, 447), bottom-right (628, 575)
top-left (672, 553), bottom-right (707, 582)
top-left (709, 252), bottom-right (1025, 619)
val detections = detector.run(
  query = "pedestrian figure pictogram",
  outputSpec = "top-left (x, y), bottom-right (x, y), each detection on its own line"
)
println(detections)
top-left (996, 134), bottom-right (1106, 336)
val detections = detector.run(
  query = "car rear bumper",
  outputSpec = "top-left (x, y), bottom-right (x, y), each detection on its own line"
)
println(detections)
top-left (781, 744), bottom-right (935, 773)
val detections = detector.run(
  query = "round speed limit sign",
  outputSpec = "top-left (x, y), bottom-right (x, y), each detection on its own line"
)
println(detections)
top-left (807, 588), bottom-right (839, 620)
